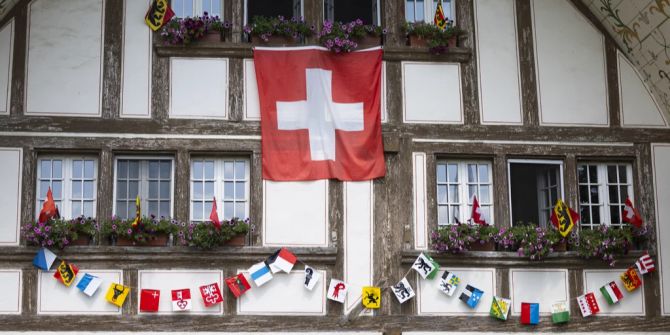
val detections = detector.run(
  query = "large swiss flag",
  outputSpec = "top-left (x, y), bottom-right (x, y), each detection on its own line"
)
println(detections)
top-left (254, 47), bottom-right (385, 181)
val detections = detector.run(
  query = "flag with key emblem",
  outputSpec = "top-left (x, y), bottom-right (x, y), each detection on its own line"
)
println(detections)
top-left (253, 47), bottom-right (385, 181)
top-left (171, 288), bottom-right (192, 311)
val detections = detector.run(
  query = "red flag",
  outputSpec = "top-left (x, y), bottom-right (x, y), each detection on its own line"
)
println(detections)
top-left (254, 47), bottom-right (385, 181)
top-left (199, 283), bottom-right (223, 307)
top-left (53, 260), bottom-right (78, 287)
top-left (622, 197), bottom-right (643, 228)
top-left (140, 289), bottom-right (160, 312)
top-left (550, 199), bottom-right (579, 237)
top-left (470, 195), bottom-right (487, 225)
top-left (38, 187), bottom-right (59, 224)
top-left (225, 273), bottom-right (251, 298)
top-left (210, 197), bottom-right (221, 229)
top-left (145, 0), bottom-right (175, 31)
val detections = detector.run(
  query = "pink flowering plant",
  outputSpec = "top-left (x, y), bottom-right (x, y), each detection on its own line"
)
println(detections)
top-left (100, 215), bottom-right (178, 245)
top-left (176, 218), bottom-right (250, 249)
top-left (402, 20), bottom-right (465, 54)
top-left (160, 12), bottom-right (231, 46)
top-left (22, 216), bottom-right (99, 249)
top-left (318, 20), bottom-right (387, 52)
top-left (431, 224), bottom-right (498, 254)
top-left (503, 225), bottom-right (562, 261)
top-left (243, 15), bottom-right (313, 42)
top-left (573, 225), bottom-right (652, 266)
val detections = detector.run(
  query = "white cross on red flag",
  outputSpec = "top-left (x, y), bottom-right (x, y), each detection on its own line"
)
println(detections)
top-left (253, 46), bottom-right (385, 181)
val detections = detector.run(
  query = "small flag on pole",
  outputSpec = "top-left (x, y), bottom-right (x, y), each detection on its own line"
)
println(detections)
top-left (248, 262), bottom-right (273, 287)
top-left (412, 253), bottom-right (439, 279)
top-left (327, 279), bottom-right (348, 303)
top-left (32, 247), bottom-right (57, 270)
top-left (362, 286), bottom-right (381, 309)
top-left (54, 260), bottom-right (78, 287)
top-left (76, 273), bottom-right (103, 297)
top-left (636, 253), bottom-right (655, 274)
top-left (489, 296), bottom-right (511, 321)
top-left (551, 301), bottom-right (570, 324)
top-left (577, 292), bottom-right (600, 317)
top-left (38, 186), bottom-right (59, 224)
top-left (199, 283), bottom-right (223, 307)
top-left (620, 267), bottom-right (642, 292)
top-left (226, 273), bottom-right (251, 298)
top-left (550, 199), bottom-right (579, 237)
top-left (459, 284), bottom-right (484, 309)
top-left (392, 277), bottom-right (415, 304)
top-left (520, 302), bottom-right (540, 325)
top-left (105, 283), bottom-right (130, 307)
top-left (131, 195), bottom-right (141, 229)
top-left (471, 195), bottom-right (487, 225)
top-left (171, 288), bottom-right (192, 311)
top-left (304, 265), bottom-right (321, 290)
top-left (145, 0), bottom-right (175, 31)
top-left (433, 0), bottom-right (447, 30)
top-left (600, 281), bottom-right (624, 305)
top-left (210, 197), bottom-right (221, 229)
top-left (437, 270), bottom-right (460, 296)
top-left (622, 197), bottom-right (643, 228)
top-left (140, 289), bottom-right (160, 312)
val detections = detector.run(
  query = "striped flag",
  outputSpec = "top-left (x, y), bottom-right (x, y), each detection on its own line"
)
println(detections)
top-left (551, 301), bottom-right (570, 324)
top-left (76, 273), bottom-right (103, 296)
top-left (266, 248), bottom-right (297, 273)
top-left (636, 253), bottom-right (655, 274)
top-left (600, 281), bottom-right (624, 305)
top-left (577, 292), bottom-right (600, 317)
top-left (249, 262), bottom-right (273, 287)
top-left (520, 302), bottom-right (540, 325)
top-left (459, 284), bottom-right (484, 309)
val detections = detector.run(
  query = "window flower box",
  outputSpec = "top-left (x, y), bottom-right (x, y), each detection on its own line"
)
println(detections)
top-left (318, 20), bottom-right (386, 52)
top-left (244, 15), bottom-right (313, 46)
top-left (160, 13), bottom-right (231, 46)
top-left (403, 21), bottom-right (464, 54)
top-left (22, 216), bottom-right (99, 250)
top-left (101, 216), bottom-right (178, 247)
top-left (176, 218), bottom-right (250, 249)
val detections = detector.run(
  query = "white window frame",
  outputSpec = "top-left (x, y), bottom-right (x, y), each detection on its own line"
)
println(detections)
top-left (112, 156), bottom-right (175, 219)
top-left (244, 0), bottom-right (304, 25)
top-left (436, 160), bottom-right (494, 225)
top-left (323, 0), bottom-right (381, 25)
top-left (405, 0), bottom-right (456, 24)
top-left (578, 162), bottom-right (634, 229)
top-left (35, 155), bottom-right (98, 219)
top-left (507, 159), bottom-right (564, 227)
top-left (172, 0), bottom-right (224, 17)
top-left (189, 157), bottom-right (251, 222)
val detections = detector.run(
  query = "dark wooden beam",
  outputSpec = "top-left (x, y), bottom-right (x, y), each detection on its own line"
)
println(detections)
top-left (515, 0), bottom-right (539, 126)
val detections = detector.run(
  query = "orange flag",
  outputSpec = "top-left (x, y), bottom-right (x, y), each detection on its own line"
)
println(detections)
top-left (38, 187), bottom-right (59, 224)
top-left (210, 197), bottom-right (221, 229)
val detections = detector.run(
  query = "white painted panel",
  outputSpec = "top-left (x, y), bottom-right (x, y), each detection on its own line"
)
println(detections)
top-left (243, 59), bottom-right (260, 120)
top-left (38, 269), bottom-right (122, 314)
top-left (138, 270), bottom-right (223, 315)
top-left (26, 0), bottom-right (103, 116)
top-left (381, 61), bottom-right (387, 123)
top-left (263, 180), bottom-right (328, 246)
top-left (509, 268), bottom-right (569, 315)
top-left (412, 152), bottom-right (427, 250)
top-left (170, 58), bottom-right (228, 119)
top-left (344, 181), bottom-right (374, 313)
top-left (0, 270), bottom-right (21, 314)
top-left (619, 53), bottom-right (668, 128)
top-left (417, 268), bottom-right (496, 315)
top-left (475, 0), bottom-right (522, 125)
top-left (583, 269), bottom-right (645, 316)
top-left (652, 143), bottom-right (670, 315)
top-left (0, 148), bottom-right (21, 246)
top-left (238, 270), bottom-right (326, 315)
top-left (121, 0), bottom-right (152, 118)
top-left (532, 0), bottom-right (608, 126)
top-left (0, 19), bottom-right (13, 114)
top-left (402, 62), bottom-right (463, 124)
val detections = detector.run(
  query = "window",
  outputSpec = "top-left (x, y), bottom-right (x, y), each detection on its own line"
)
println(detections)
top-left (406, 0), bottom-right (455, 23)
top-left (578, 163), bottom-right (633, 229)
top-left (36, 156), bottom-right (97, 219)
top-left (114, 158), bottom-right (173, 219)
top-left (245, 0), bottom-right (302, 24)
top-left (508, 160), bottom-right (563, 227)
top-left (190, 158), bottom-right (250, 222)
top-left (324, 0), bottom-right (380, 25)
top-left (436, 161), bottom-right (493, 225)
top-left (172, 0), bottom-right (223, 17)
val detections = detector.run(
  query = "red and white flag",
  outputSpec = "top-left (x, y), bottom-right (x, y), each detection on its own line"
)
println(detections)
top-left (470, 195), bottom-right (487, 225)
top-left (577, 292), bottom-right (600, 317)
top-left (636, 253), bottom-right (655, 274)
top-left (171, 288), bottom-right (192, 311)
top-left (622, 197), bottom-right (643, 228)
top-left (210, 197), bottom-right (221, 229)
top-left (254, 47), bottom-right (385, 181)
top-left (140, 289), bottom-right (160, 312)
top-left (199, 283), bottom-right (223, 307)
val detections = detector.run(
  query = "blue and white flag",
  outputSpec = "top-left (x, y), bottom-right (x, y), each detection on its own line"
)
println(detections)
top-left (459, 284), bottom-right (484, 309)
top-left (32, 247), bottom-right (57, 270)
top-left (77, 273), bottom-right (103, 297)
top-left (249, 262), bottom-right (273, 287)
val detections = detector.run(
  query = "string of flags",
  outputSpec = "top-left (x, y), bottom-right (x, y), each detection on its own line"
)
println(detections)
top-left (31, 246), bottom-right (655, 321)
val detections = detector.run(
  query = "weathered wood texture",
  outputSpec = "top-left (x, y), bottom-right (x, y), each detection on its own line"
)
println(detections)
top-left (7, 0), bottom-right (26, 117)
top-left (457, 0), bottom-right (480, 125)
top-left (101, 0), bottom-right (123, 119)
top-left (515, 0), bottom-right (539, 126)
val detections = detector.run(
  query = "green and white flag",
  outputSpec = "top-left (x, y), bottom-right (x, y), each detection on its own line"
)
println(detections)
top-left (489, 296), bottom-right (511, 320)
top-left (600, 281), bottom-right (624, 305)
top-left (551, 301), bottom-right (570, 324)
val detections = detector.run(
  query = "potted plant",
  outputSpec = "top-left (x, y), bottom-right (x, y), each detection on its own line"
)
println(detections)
top-left (468, 224), bottom-right (499, 251)
top-left (160, 17), bottom-right (206, 46)
top-left (402, 21), bottom-right (465, 54)
top-left (201, 12), bottom-right (232, 43)
top-left (22, 216), bottom-right (99, 249)
top-left (431, 223), bottom-right (499, 253)
top-left (101, 215), bottom-right (177, 246)
top-left (176, 218), bottom-right (250, 249)
top-left (70, 216), bottom-right (99, 246)
top-left (244, 15), bottom-right (313, 46)
top-left (572, 225), bottom-right (651, 266)
top-left (318, 19), bottom-right (386, 52)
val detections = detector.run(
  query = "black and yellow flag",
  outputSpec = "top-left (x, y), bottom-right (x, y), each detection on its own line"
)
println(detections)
top-left (550, 199), bottom-right (580, 237)
top-left (131, 195), bottom-right (141, 229)
top-left (145, 0), bottom-right (175, 31)
top-left (434, 1), bottom-right (447, 30)
top-left (362, 286), bottom-right (381, 309)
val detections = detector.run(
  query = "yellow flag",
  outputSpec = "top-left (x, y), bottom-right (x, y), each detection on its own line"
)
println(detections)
top-left (434, 1), bottom-right (447, 30)
top-left (105, 283), bottom-right (130, 307)
top-left (620, 267), bottom-right (642, 292)
top-left (131, 195), bottom-right (141, 229)
top-left (550, 199), bottom-right (578, 237)
top-left (362, 286), bottom-right (381, 309)
top-left (54, 260), bottom-right (78, 287)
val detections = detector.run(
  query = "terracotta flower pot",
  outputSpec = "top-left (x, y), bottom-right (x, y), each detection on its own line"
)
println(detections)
top-left (200, 30), bottom-right (223, 43)
top-left (408, 34), bottom-right (428, 47)
top-left (224, 234), bottom-right (246, 246)
top-left (553, 240), bottom-right (568, 252)
top-left (355, 34), bottom-right (382, 49)
top-left (69, 235), bottom-right (92, 246)
top-left (252, 34), bottom-right (298, 46)
top-left (116, 234), bottom-right (169, 246)
top-left (447, 35), bottom-right (457, 48)
top-left (469, 239), bottom-right (496, 251)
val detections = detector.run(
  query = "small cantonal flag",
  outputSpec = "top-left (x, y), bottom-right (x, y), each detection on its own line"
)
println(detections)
top-left (622, 197), bottom-right (643, 228)
top-left (600, 281), bottom-right (624, 305)
top-left (392, 277), bottom-right (415, 304)
top-left (362, 286), bottom-right (381, 309)
top-left (226, 273), bottom-right (251, 298)
top-left (550, 199), bottom-right (579, 237)
top-left (171, 288), bottom-right (192, 311)
top-left (489, 296), bottom-right (511, 321)
top-left (520, 302), bottom-right (540, 325)
top-left (140, 289), bottom-right (160, 312)
top-left (551, 301), bottom-right (570, 324)
top-left (304, 265), bottom-right (321, 290)
top-left (636, 253), bottom-right (655, 274)
top-left (459, 285), bottom-right (484, 309)
top-left (105, 283), bottom-right (130, 307)
top-left (266, 248), bottom-right (297, 273)
top-left (327, 279), bottom-right (348, 303)
top-left (577, 292), bottom-right (600, 317)
top-left (199, 283), bottom-right (223, 307)
top-left (249, 262), bottom-right (273, 287)
top-left (621, 267), bottom-right (642, 292)
top-left (33, 247), bottom-right (57, 270)
top-left (438, 270), bottom-right (460, 296)
top-left (76, 273), bottom-right (103, 297)
top-left (471, 195), bottom-right (487, 225)
top-left (412, 253), bottom-right (439, 279)
top-left (210, 196), bottom-right (221, 229)
top-left (54, 260), bottom-right (78, 287)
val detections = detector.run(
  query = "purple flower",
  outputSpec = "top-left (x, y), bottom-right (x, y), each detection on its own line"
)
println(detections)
top-left (47, 239), bottom-right (53, 246)
top-left (127, 229), bottom-right (132, 235)
top-left (112, 224), bottom-right (117, 231)
top-left (44, 226), bottom-right (51, 232)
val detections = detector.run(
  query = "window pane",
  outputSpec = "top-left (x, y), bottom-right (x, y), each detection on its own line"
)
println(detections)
top-left (416, 0), bottom-right (424, 21)
top-left (610, 205), bottom-right (621, 223)
top-left (619, 165), bottom-right (627, 183)
top-left (607, 165), bottom-right (617, 183)
top-left (193, 181), bottom-right (203, 199)
top-left (72, 202), bottom-right (82, 217)
top-left (128, 161), bottom-right (140, 178)
top-left (589, 165), bottom-right (598, 183)
top-left (224, 201), bottom-right (234, 220)
top-left (438, 205), bottom-right (448, 224)
top-left (83, 201), bottom-right (94, 217)
top-left (577, 165), bottom-right (587, 183)
top-left (84, 160), bottom-right (94, 178)
top-left (580, 206), bottom-right (590, 224)
top-left (450, 206), bottom-right (459, 223)
top-left (549, 169), bottom-right (557, 185)
top-left (53, 160), bottom-right (62, 178)
top-left (204, 181), bottom-right (214, 198)
top-left (160, 181), bottom-right (170, 199)
top-left (235, 161), bottom-right (246, 179)
top-left (40, 160), bottom-right (51, 178)
top-left (148, 201), bottom-right (158, 216)
top-left (159, 202), bottom-right (170, 217)
top-left (84, 181), bottom-right (94, 198)
top-left (149, 181), bottom-right (158, 198)
top-left (193, 202), bottom-right (203, 220)
top-left (224, 181), bottom-right (234, 199)
top-left (591, 205), bottom-right (600, 224)
top-left (481, 206), bottom-right (491, 224)
top-left (116, 201), bottom-right (127, 219)
top-left (149, 161), bottom-right (159, 178)
top-left (117, 160), bottom-right (127, 178)
top-left (128, 181), bottom-right (139, 198)
top-left (204, 201), bottom-right (213, 217)
top-left (224, 161), bottom-right (234, 179)
top-left (619, 186), bottom-right (628, 202)
top-left (72, 181), bottom-right (82, 198)
top-left (235, 182), bottom-right (245, 200)
top-left (437, 185), bottom-right (447, 203)
top-left (405, 0), bottom-right (415, 22)
top-left (160, 161), bottom-right (171, 179)
top-left (52, 181), bottom-right (62, 198)
top-left (436, 164), bottom-right (446, 183)
top-left (478, 165), bottom-right (489, 183)
top-left (480, 185), bottom-right (490, 203)
top-left (467, 164), bottom-right (477, 183)
top-left (193, 161), bottom-right (203, 179)
top-left (235, 202), bottom-right (246, 219)
top-left (73, 160), bottom-right (83, 178)
top-left (449, 185), bottom-right (459, 202)
top-left (128, 202), bottom-right (136, 217)
top-left (117, 181), bottom-right (127, 199)
top-left (204, 161), bottom-right (215, 179)
top-left (468, 185), bottom-right (477, 200)
top-left (609, 185), bottom-right (619, 203)
top-left (579, 185), bottom-right (589, 204)
top-left (447, 164), bottom-right (458, 182)
top-left (590, 186), bottom-right (599, 203)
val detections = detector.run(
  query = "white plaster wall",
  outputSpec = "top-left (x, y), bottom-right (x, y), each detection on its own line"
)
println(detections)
top-left (474, 0), bottom-right (522, 125)
top-left (0, 148), bottom-right (21, 246)
top-left (121, 0), bottom-right (152, 118)
top-left (402, 62), bottom-right (463, 124)
top-left (583, 269), bottom-right (645, 316)
top-left (618, 52), bottom-right (668, 128)
top-left (417, 268), bottom-right (496, 315)
top-left (0, 333), bottom-right (381, 335)
top-left (170, 58), bottom-right (228, 119)
top-left (412, 152), bottom-right (428, 250)
top-left (263, 180), bottom-right (329, 247)
top-left (509, 268), bottom-right (569, 315)
top-left (137, 270), bottom-right (223, 315)
top-left (237, 270), bottom-right (326, 315)
top-left (26, 0), bottom-right (104, 116)
top-left (652, 143), bottom-right (670, 315)
top-left (37, 269), bottom-right (122, 315)
top-left (344, 181), bottom-right (374, 314)
top-left (0, 270), bottom-right (21, 314)
top-left (0, 19), bottom-right (13, 114)
top-left (532, 0), bottom-right (608, 126)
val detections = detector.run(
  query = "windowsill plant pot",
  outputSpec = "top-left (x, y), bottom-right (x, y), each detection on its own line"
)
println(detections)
top-left (355, 35), bottom-right (383, 49)
top-left (408, 34), bottom-right (428, 48)
top-left (224, 234), bottom-right (246, 246)
top-left (251, 34), bottom-right (299, 46)
top-left (69, 234), bottom-right (92, 246)
top-left (553, 239), bottom-right (568, 252)
top-left (245, 16), bottom-right (312, 47)
top-left (21, 216), bottom-right (100, 250)
top-left (176, 218), bottom-right (250, 249)
top-left (468, 239), bottom-right (496, 251)
top-left (318, 20), bottom-right (387, 53)
top-left (200, 30), bottom-right (224, 43)
top-left (115, 234), bottom-right (170, 247)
